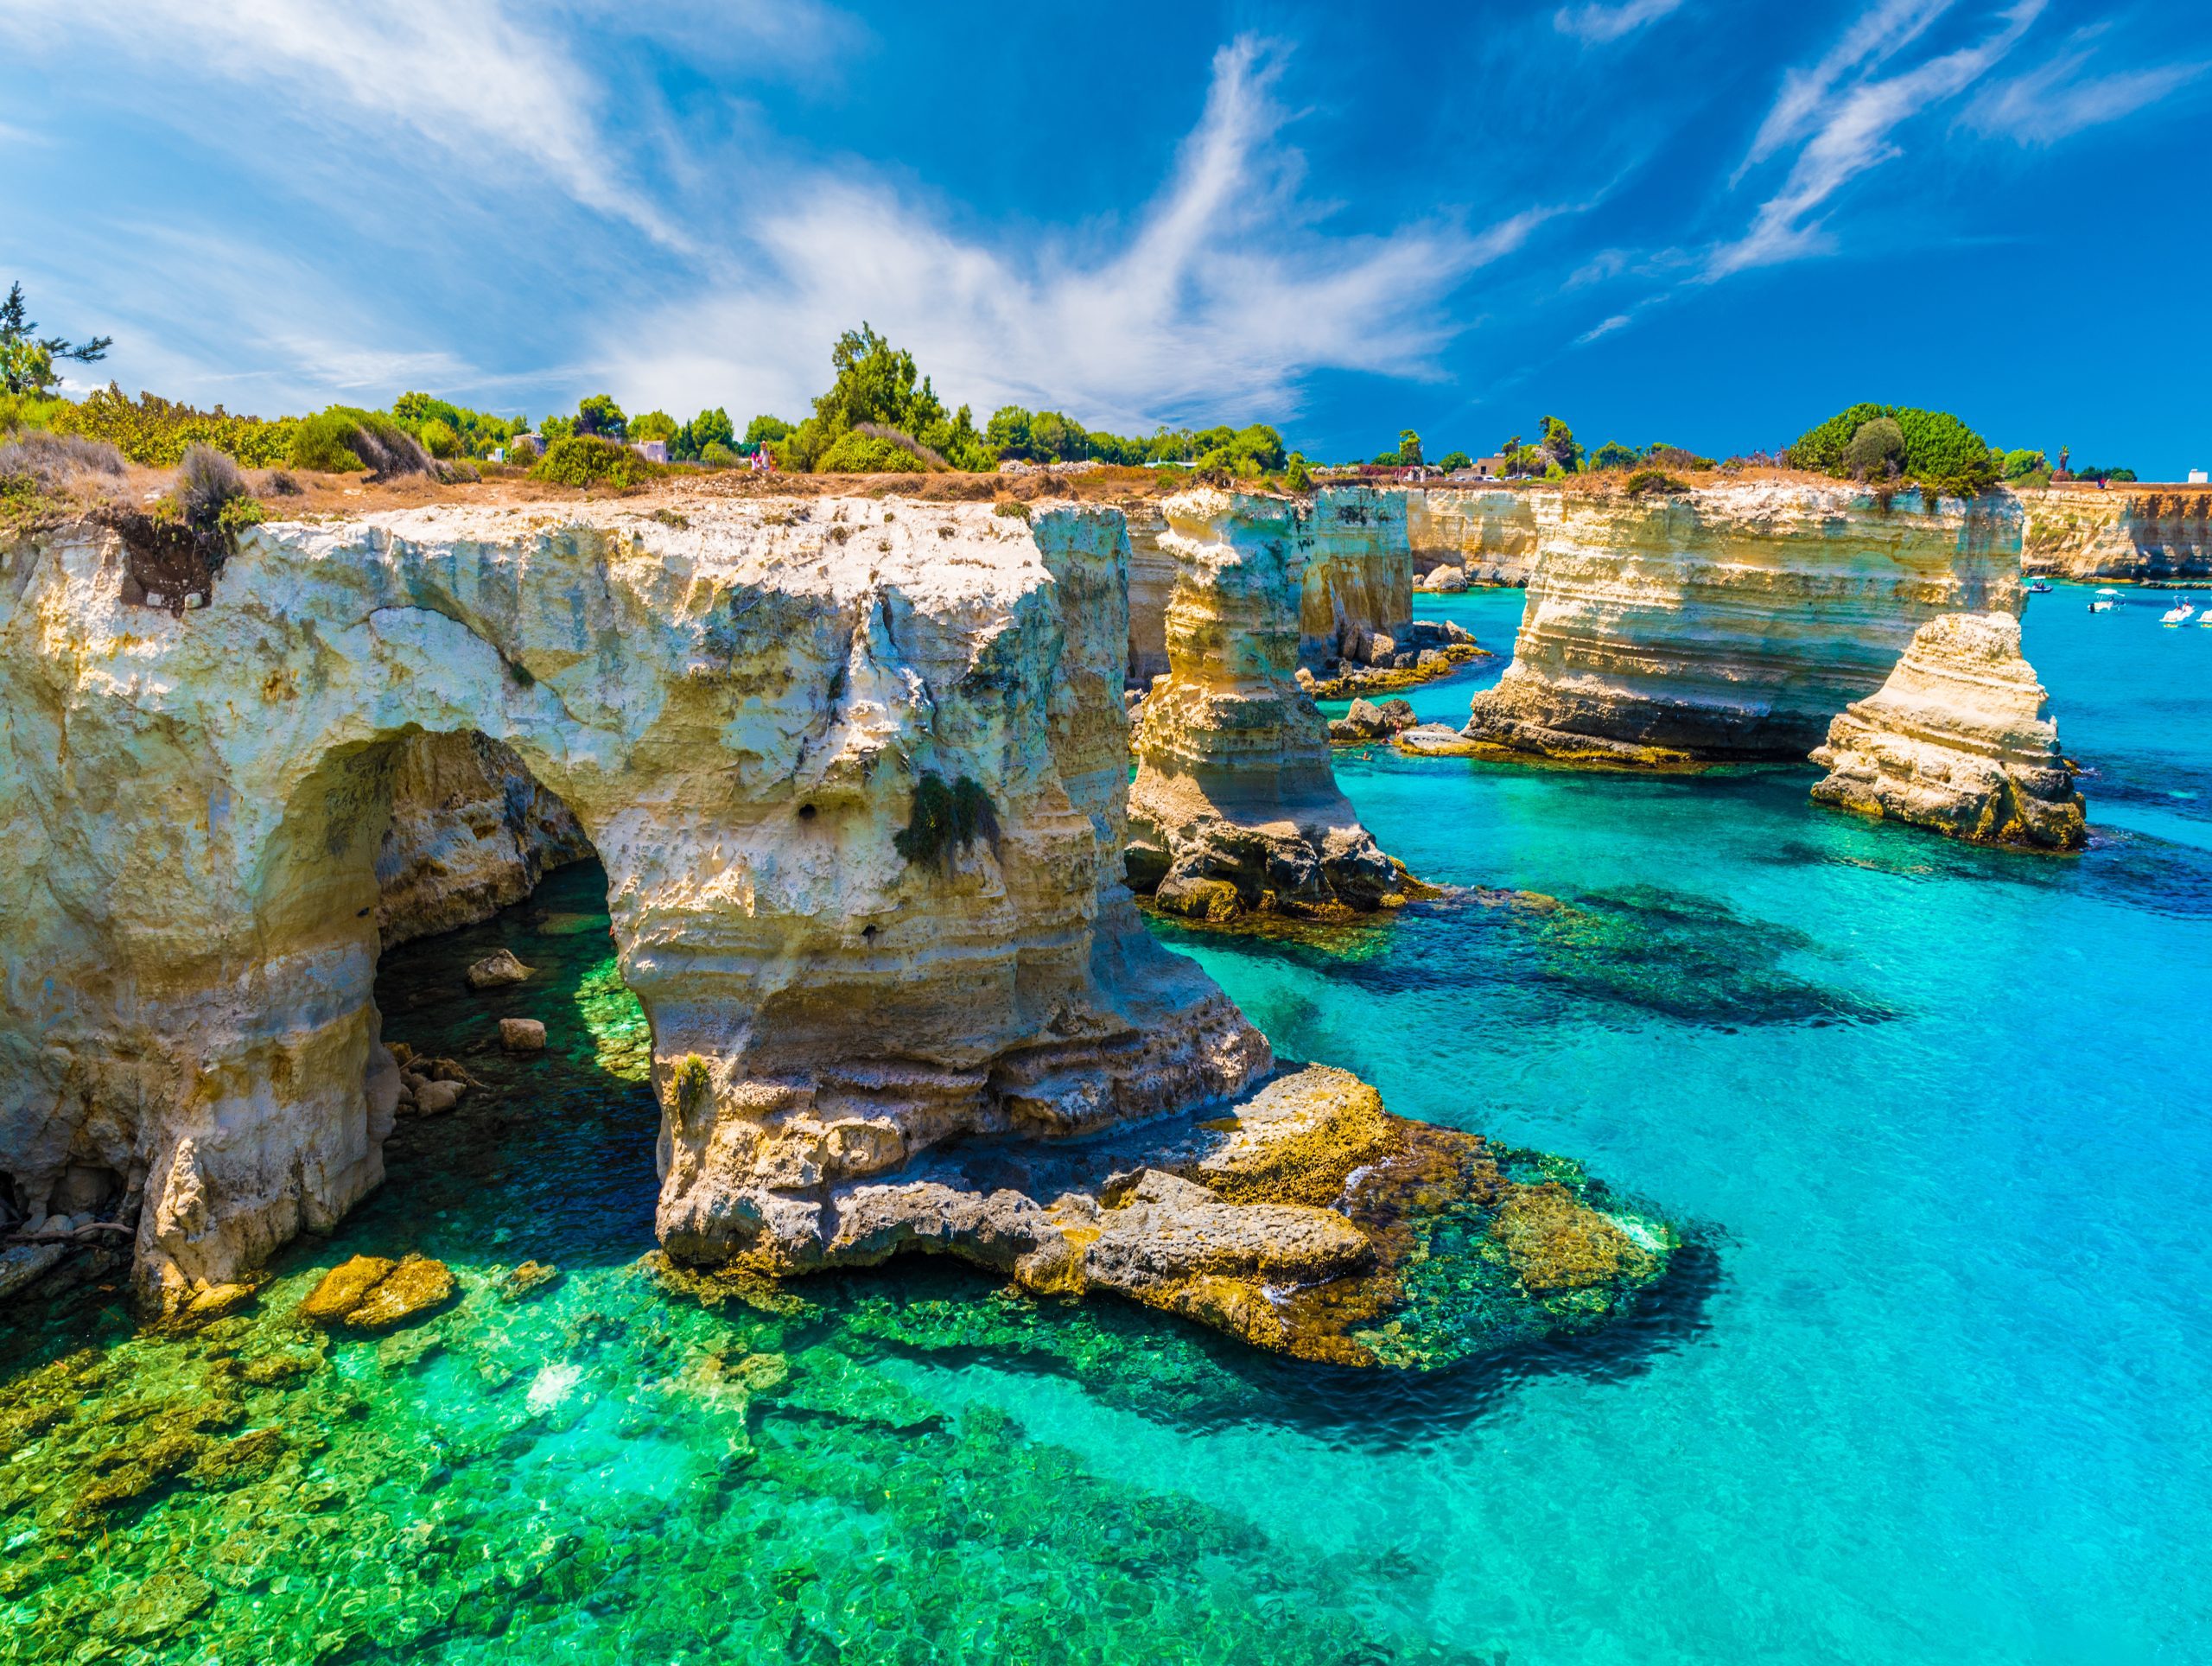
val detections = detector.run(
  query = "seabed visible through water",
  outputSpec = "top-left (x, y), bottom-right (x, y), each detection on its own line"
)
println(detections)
top-left (3, 582), bottom-right (2209, 1663)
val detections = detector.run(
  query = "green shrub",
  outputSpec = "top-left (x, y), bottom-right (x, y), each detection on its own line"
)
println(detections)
top-left (56, 384), bottom-right (296, 467)
top-left (1624, 468), bottom-right (1689, 497)
top-left (700, 440), bottom-right (740, 467)
top-left (671, 1054), bottom-right (710, 1128)
top-left (288, 406), bottom-right (433, 478)
top-left (1285, 454), bottom-right (1313, 492)
top-left (993, 498), bottom-right (1030, 521)
top-left (1589, 442), bottom-right (1639, 472)
top-left (529, 434), bottom-right (660, 490)
top-left (893, 773), bottom-right (1001, 871)
top-left (1789, 403), bottom-right (1998, 495)
top-left (418, 417), bottom-right (460, 459)
top-left (2001, 448), bottom-right (2047, 480)
top-left (1843, 416), bottom-right (1905, 480)
top-left (814, 429), bottom-right (926, 474)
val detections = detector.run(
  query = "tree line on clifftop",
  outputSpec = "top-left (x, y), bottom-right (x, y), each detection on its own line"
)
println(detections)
top-left (0, 281), bottom-right (2137, 497)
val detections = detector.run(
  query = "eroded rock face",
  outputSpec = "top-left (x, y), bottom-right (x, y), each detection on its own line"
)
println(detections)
top-left (1125, 490), bottom-right (1405, 921)
top-left (1406, 486), bottom-right (1546, 587)
top-left (2021, 487), bottom-right (2211, 582)
top-left (376, 730), bottom-right (593, 948)
top-left (0, 497), bottom-right (1268, 1307)
top-left (1810, 611), bottom-right (2086, 849)
top-left (1303, 486), bottom-right (1413, 667)
top-left (1462, 483), bottom-right (2025, 764)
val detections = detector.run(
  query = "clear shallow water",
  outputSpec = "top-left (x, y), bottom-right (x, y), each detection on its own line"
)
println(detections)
top-left (5, 582), bottom-right (2209, 1663)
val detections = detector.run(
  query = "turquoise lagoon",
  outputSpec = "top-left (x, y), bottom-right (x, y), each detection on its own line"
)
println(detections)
top-left (3, 582), bottom-right (2209, 1663)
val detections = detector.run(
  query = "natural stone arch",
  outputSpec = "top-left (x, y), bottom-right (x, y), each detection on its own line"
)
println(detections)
top-left (0, 500), bottom-right (1267, 1307)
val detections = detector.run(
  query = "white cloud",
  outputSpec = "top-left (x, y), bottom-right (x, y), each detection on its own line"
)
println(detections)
top-left (614, 38), bottom-right (1578, 429)
top-left (1554, 0), bottom-right (1686, 44)
top-left (1966, 39), bottom-right (2207, 143)
top-left (1574, 314), bottom-right (1634, 344)
top-left (0, 0), bottom-right (685, 246)
top-left (1738, 0), bottom-right (1955, 178)
top-left (1709, 1), bottom-right (2044, 278)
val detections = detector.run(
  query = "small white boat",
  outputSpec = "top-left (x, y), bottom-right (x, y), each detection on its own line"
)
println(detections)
top-left (2088, 599), bottom-right (2117, 613)
top-left (2160, 601), bottom-right (2196, 626)
top-left (2096, 587), bottom-right (2121, 595)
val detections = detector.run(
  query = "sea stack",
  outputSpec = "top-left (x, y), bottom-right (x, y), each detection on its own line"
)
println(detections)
top-left (1461, 482), bottom-right (2024, 765)
top-left (1126, 489), bottom-right (1405, 922)
top-left (1809, 611), bottom-right (2086, 849)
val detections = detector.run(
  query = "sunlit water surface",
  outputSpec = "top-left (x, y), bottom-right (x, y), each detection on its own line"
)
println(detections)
top-left (3, 582), bottom-right (2208, 1664)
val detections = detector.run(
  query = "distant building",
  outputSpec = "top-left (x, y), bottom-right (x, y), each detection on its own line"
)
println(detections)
top-left (1453, 455), bottom-right (1507, 480)
top-left (632, 439), bottom-right (670, 464)
top-left (2190, 468), bottom-right (2208, 484)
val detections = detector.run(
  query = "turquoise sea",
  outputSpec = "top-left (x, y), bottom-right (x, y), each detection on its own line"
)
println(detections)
top-left (4, 581), bottom-right (2209, 1663)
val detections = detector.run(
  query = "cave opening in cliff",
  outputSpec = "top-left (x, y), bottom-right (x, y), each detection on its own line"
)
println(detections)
top-left (259, 723), bottom-right (655, 1212)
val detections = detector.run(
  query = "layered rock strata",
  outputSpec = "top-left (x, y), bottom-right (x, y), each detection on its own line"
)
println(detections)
top-left (2021, 487), bottom-right (2212, 582)
top-left (1303, 486), bottom-right (1414, 669)
top-left (1125, 490), bottom-right (1406, 923)
top-left (1809, 612), bottom-right (2086, 849)
top-left (1461, 484), bottom-right (2025, 765)
top-left (375, 730), bottom-right (594, 948)
top-left (1406, 486), bottom-right (1546, 587)
top-left (0, 498), bottom-right (1271, 1307)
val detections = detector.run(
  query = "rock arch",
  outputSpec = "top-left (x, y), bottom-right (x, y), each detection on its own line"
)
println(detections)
top-left (0, 500), bottom-right (1266, 1307)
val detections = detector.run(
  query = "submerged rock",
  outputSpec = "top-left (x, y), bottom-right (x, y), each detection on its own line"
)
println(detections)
top-left (669, 1065), bottom-right (1675, 1369)
top-left (300, 1252), bottom-right (454, 1329)
top-left (499, 1016), bottom-right (548, 1052)
top-left (465, 948), bottom-right (534, 989)
top-left (1810, 611), bottom-right (2086, 849)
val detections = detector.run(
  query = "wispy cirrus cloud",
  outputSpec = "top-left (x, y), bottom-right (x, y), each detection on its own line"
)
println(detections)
top-left (1554, 0), bottom-right (1686, 44)
top-left (1965, 30), bottom-right (2207, 144)
top-left (616, 38), bottom-right (1582, 428)
top-left (1708, 1), bottom-right (2044, 278)
top-left (1574, 313), bottom-right (1634, 344)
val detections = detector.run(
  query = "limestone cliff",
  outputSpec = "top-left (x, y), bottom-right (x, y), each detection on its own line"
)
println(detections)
top-left (2021, 487), bottom-right (2212, 582)
top-left (1809, 612), bottom-right (2085, 849)
top-left (1461, 483), bottom-right (2025, 765)
top-left (1406, 486), bottom-right (1547, 587)
top-left (1303, 486), bottom-right (1413, 668)
top-left (1125, 490), bottom-right (1404, 921)
top-left (0, 497), bottom-right (1269, 1307)
top-left (375, 730), bottom-right (593, 948)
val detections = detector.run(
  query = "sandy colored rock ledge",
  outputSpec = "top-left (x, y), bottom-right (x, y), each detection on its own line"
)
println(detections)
top-left (1406, 485), bottom-right (1545, 588)
top-left (1125, 490), bottom-right (1408, 924)
top-left (1810, 611), bottom-right (2086, 849)
top-left (1461, 482), bottom-right (2026, 765)
top-left (661, 1065), bottom-right (1677, 1369)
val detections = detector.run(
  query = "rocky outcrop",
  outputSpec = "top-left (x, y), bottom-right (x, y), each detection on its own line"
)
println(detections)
top-left (1810, 612), bottom-right (2085, 849)
top-left (375, 730), bottom-right (593, 948)
top-left (689, 1063), bottom-right (1678, 1369)
top-left (0, 496), bottom-right (1269, 1308)
top-left (1303, 486), bottom-right (1413, 669)
top-left (2021, 487), bottom-right (2211, 582)
top-left (1125, 490), bottom-right (1406, 923)
top-left (1406, 486), bottom-right (1546, 587)
top-left (1461, 483), bottom-right (2025, 765)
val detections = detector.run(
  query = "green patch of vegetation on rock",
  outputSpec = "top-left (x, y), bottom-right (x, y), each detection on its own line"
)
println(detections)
top-left (530, 433), bottom-right (662, 490)
top-left (893, 773), bottom-right (1001, 871)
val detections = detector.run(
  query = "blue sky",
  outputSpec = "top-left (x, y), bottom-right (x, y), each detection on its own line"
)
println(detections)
top-left (3, 0), bottom-right (2207, 474)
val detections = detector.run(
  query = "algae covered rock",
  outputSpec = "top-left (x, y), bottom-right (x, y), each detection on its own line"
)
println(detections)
top-left (300, 1252), bottom-right (454, 1330)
